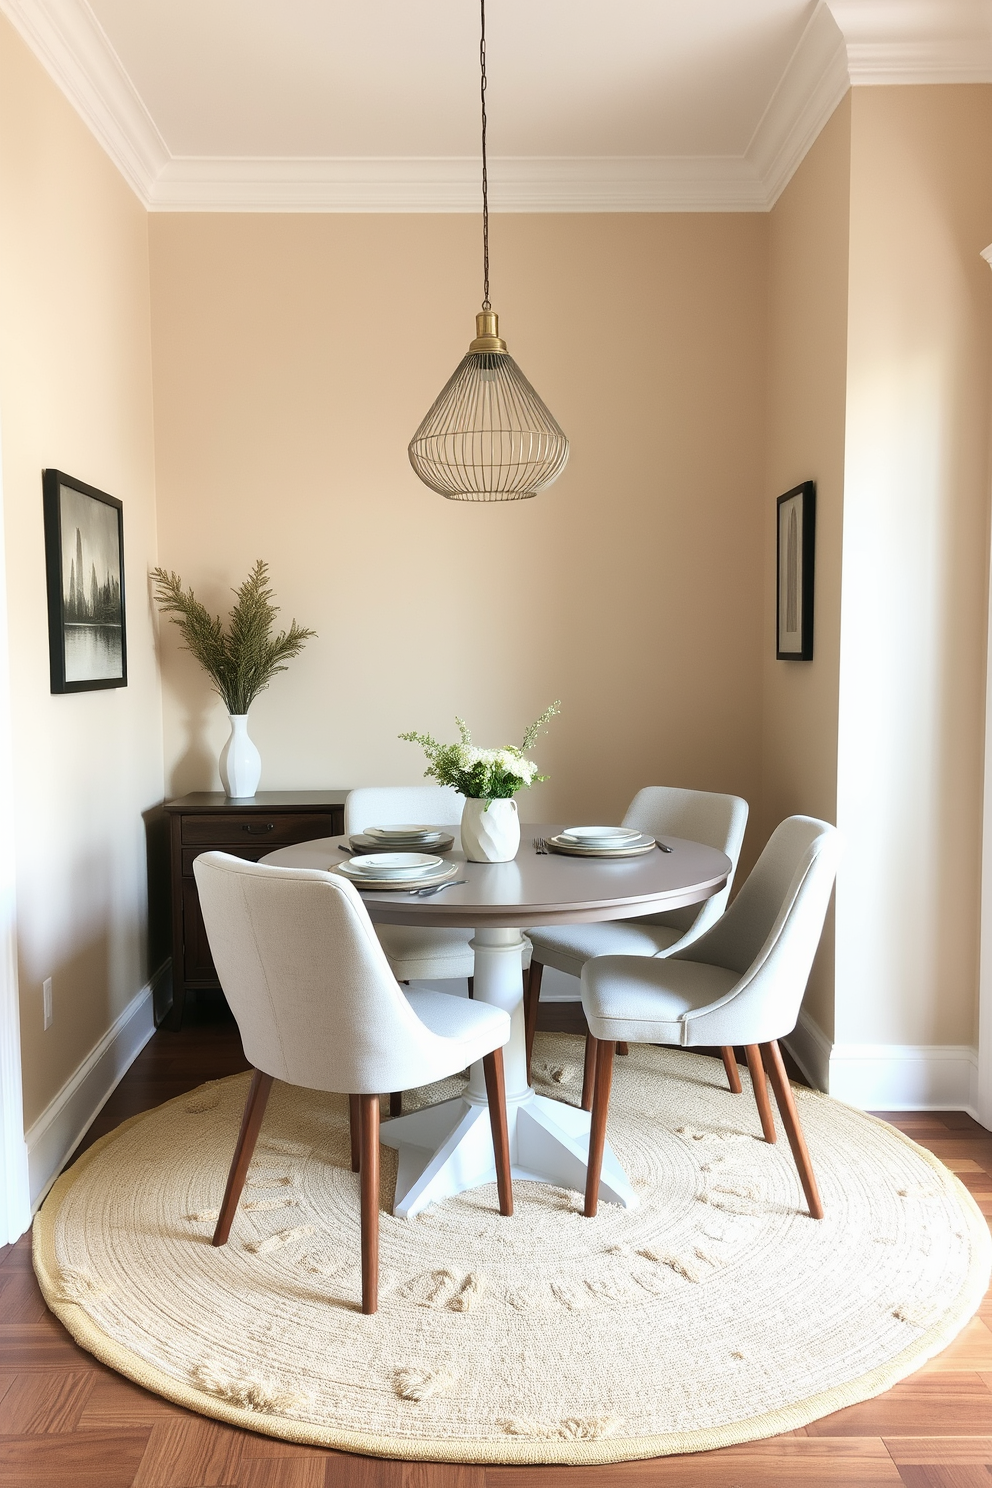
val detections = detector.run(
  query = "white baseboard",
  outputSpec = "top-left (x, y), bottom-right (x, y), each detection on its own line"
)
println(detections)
top-left (25, 964), bottom-right (168, 1209)
top-left (784, 1010), bottom-right (981, 1120)
top-left (828, 1041), bottom-right (980, 1117)
top-left (783, 1008), bottom-right (833, 1091)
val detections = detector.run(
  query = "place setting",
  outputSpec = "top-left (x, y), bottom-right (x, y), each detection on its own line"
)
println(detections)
top-left (332, 823), bottom-right (461, 893)
top-left (541, 824), bottom-right (664, 858)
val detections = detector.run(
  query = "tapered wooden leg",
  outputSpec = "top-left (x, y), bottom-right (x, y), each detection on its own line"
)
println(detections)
top-left (581, 1033), bottom-right (599, 1112)
top-left (482, 1047), bottom-right (513, 1217)
top-left (524, 962), bottom-right (543, 1081)
top-left (467, 976), bottom-right (474, 999)
top-left (616, 1042), bottom-right (630, 1056)
top-left (359, 1093), bottom-right (380, 1314)
top-left (349, 1094), bottom-right (361, 1172)
top-left (389, 1091), bottom-right (402, 1117)
top-left (213, 1070), bottom-right (274, 1246)
top-left (584, 1038), bottom-right (615, 1218)
top-left (746, 1043), bottom-right (777, 1144)
top-left (721, 1045), bottom-right (743, 1094)
top-left (762, 1040), bottom-right (824, 1220)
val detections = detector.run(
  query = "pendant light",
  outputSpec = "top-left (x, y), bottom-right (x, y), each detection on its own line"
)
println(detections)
top-left (408, 0), bottom-right (569, 502)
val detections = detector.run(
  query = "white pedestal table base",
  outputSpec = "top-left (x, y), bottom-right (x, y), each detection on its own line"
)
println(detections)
top-left (380, 926), bottom-right (637, 1218)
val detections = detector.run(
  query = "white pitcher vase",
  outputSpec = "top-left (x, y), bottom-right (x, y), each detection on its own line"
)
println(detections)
top-left (219, 713), bottom-right (261, 798)
top-left (460, 796), bottom-right (520, 863)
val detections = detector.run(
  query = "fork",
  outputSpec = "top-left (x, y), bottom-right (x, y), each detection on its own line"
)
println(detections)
top-left (533, 836), bottom-right (549, 855)
top-left (409, 880), bottom-right (467, 896)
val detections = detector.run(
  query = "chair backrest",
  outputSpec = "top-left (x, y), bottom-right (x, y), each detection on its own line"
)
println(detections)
top-left (678, 815), bottom-right (842, 1046)
top-left (345, 784), bottom-right (464, 835)
top-left (621, 786), bottom-right (749, 943)
top-left (193, 852), bottom-right (470, 1094)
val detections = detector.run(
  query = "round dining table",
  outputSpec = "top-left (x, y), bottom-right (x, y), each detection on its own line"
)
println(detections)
top-left (263, 826), bottom-right (731, 1218)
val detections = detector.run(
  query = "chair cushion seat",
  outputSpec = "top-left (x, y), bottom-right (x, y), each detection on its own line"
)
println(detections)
top-left (377, 925), bottom-right (531, 982)
top-left (581, 955), bottom-right (739, 1044)
top-left (404, 987), bottom-right (511, 1068)
top-left (529, 920), bottom-right (681, 979)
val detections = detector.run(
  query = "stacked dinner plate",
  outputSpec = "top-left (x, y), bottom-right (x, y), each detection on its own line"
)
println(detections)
top-left (349, 823), bottom-right (455, 853)
top-left (334, 851), bottom-right (459, 891)
top-left (547, 825), bottom-right (657, 858)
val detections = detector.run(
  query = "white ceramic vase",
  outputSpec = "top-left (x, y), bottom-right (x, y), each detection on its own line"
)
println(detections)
top-left (460, 796), bottom-right (520, 863)
top-left (219, 713), bottom-right (261, 798)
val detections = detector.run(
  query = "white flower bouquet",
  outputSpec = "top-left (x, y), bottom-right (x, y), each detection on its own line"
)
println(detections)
top-left (400, 703), bottom-right (560, 801)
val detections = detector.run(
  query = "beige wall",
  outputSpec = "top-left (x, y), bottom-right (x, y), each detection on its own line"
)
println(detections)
top-left (762, 98), bottom-right (852, 1039)
top-left (150, 213), bottom-right (769, 841)
top-left (0, 17), bottom-right (163, 1128)
top-left (834, 85), bottom-right (992, 1049)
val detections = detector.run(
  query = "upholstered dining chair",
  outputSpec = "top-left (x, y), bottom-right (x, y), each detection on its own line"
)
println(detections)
top-left (193, 852), bottom-right (513, 1315)
top-left (580, 815), bottom-right (841, 1222)
top-left (524, 786), bottom-right (748, 1095)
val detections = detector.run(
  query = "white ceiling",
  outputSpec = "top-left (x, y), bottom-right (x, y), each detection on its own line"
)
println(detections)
top-left (2, 0), bottom-right (991, 210)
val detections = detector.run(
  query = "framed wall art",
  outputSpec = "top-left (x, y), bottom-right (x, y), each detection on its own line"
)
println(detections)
top-left (776, 480), bottom-right (815, 661)
top-left (43, 469), bottom-right (127, 692)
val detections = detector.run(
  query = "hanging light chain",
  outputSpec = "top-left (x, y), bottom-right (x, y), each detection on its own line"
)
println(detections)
top-left (480, 0), bottom-right (490, 311)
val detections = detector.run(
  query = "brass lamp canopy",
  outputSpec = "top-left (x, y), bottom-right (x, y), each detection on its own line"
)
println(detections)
top-left (406, 0), bottom-right (569, 503)
top-left (469, 309), bottom-right (506, 353)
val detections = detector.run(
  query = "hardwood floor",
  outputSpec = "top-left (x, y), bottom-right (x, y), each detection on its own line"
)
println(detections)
top-left (5, 993), bottom-right (992, 1487)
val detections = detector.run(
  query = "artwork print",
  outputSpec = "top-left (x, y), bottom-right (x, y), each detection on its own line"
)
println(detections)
top-left (776, 481), bottom-right (815, 661)
top-left (43, 470), bottom-right (127, 692)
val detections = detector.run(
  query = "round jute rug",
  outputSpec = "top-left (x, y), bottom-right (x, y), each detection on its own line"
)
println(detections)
top-left (34, 1035), bottom-right (991, 1465)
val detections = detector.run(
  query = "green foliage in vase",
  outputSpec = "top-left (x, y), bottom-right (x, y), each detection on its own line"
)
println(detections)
top-left (400, 702), bottom-right (560, 801)
top-left (151, 560), bottom-right (316, 715)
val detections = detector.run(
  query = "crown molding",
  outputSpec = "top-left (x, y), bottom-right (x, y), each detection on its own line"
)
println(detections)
top-left (830, 0), bottom-right (992, 83)
top-left (747, 2), bottom-right (850, 208)
top-left (2, 0), bottom-right (990, 214)
top-left (0, 0), bottom-right (166, 200)
top-left (149, 154), bottom-right (768, 213)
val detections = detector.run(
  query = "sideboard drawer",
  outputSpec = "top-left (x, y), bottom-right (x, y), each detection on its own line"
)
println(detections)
top-left (181, 845), bottom-right (280, 876)
top-left (181, 812), bottom-right (333, 847)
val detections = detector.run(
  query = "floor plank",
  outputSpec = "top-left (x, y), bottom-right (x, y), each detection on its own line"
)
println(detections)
top-left (129, 1415), bottom-right (250, 1486)
top-left (0, 1369), bottom-right (94, 1433)
top-left (885, 1438), bottom-right (992, 1463)
top-left (487, 1437), bottom-right (904, 1485)
top-left (807, 1379), bottom-right (992, 1437)
top-left (0, 1427), bottom-right (149, 1486)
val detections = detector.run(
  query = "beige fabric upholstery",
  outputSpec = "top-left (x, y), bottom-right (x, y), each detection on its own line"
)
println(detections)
top-left (344, 785), bottom-right (531, 982)
top-left (530, 785), bottom-right (749, 984)
top-left (582, 816), bottom-right (841, 1049)
top-left (193, 853), bottom-right (510, 1094)
top-left (525, 920), bottom-right (681, 979)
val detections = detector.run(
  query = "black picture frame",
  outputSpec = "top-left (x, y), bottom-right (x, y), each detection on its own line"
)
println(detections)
top-left (776, 480), bottom-right (815, 661)
top-left (43, 469), bottom-right (127, 693)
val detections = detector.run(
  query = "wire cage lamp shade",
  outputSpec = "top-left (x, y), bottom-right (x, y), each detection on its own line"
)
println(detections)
top-left (407, 0), bottom-right (569, 502)
top-left (408, 313), bottom-right (569, 502)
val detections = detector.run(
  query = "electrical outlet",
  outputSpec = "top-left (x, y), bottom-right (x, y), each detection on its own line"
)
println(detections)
top-left (43, 977), bottom-right (52, 1030)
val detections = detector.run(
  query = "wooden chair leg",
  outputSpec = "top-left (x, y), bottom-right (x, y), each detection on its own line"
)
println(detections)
top-left (467, 975), bottom-right (474, 999)
top-left (482, 1047), bottom-right (513, 1217)
top-left (762, 1041), bottom-right (824, 1220)
top-left (349, 1094), bottom-right (361, 1172)
top-left (581, 1033), bottom-right (599, 1111)
top-left (616, 1042), bottom-right (630, 1056)
top-left (524, 961), bottom-right (543, 1081)
top-left (745, 1043), bottom-right (777, 1144)
top-left (213, 1069), bottom-right (273, 1246)
top-left (721, 1045), bottom-right (743, 1094)
top-left (359, 1092), bottom-right (380, 1314)
top-left (389, 1091), bottom-right (402, 1118)
top-left (584, 1038), bottom-right (615, 1217)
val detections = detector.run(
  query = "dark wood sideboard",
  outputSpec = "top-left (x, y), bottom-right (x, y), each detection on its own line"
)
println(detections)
top-left (163, 791), bottom-right (348, 1030)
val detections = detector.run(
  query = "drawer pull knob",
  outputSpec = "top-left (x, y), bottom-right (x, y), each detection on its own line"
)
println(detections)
top-left (242, 823), bottom-right (276, 835)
